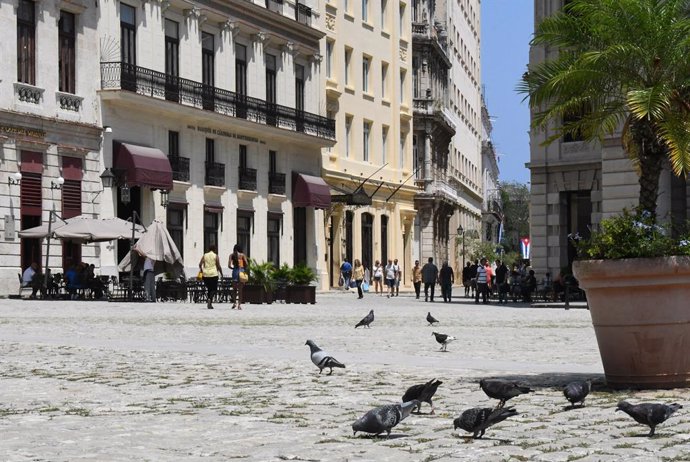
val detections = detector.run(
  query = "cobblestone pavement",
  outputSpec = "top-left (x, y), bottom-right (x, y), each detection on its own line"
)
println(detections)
top-left (1, 292), bottom-right (689, 461)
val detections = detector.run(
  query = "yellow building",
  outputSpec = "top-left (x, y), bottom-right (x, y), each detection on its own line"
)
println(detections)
top-left (319, 0), bottom-right (417, 288)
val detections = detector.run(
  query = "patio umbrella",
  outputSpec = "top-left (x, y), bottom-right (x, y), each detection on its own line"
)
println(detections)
top-left (118, 221), bottom-right (184, 278)
top-left (18, 214), bottom-right (81, 239)
top-left (53, 216), bottom-right (144, 243)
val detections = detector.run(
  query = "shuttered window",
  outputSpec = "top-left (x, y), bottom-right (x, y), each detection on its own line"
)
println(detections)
top-left (17, 0), bottom-right (36, 85)
top-left (20, 172), bottom-right (42, 216)
top-left (62, 180), bottom-right (81, 218)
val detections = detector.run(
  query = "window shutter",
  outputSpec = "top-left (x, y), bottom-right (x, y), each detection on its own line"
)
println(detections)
top-left (20, 172), bottom-right (42, 216)
top-left (62, 179), bottom-right (82, 219)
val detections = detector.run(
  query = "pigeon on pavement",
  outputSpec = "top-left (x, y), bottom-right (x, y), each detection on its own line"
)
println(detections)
top-left (305, 340), bottom-right (345, 375)
top-left (352, 400), bottom-right (419, 438)
top-left (480, 379), bottom-right (533, 409)
top-left (432, 332), bottom-right (456, 351)
top-left (426, 312), bottom-right (439, 326)
top-left (454, 407), bottom-right (518, 439)
top-left (616, 401), bottom-right (682, 437)
top-left (402, 379), bottom-right (443, 414)
top-left (355, 309), bottom-right (375, 328)
top-left (563, 379), bottom-right (592, 408)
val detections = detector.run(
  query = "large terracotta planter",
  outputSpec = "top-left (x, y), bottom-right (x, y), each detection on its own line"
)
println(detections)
top-left (573, 256), bottom-right (690, 389)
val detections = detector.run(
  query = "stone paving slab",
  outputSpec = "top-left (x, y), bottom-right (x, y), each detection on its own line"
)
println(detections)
top-left (1, 294), bottom-right (689, 461)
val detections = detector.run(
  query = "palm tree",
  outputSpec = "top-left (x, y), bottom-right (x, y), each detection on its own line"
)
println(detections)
top-left (520, 0), bottom-right (690, 218)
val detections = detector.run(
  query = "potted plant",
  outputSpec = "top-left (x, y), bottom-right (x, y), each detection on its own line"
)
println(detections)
top-left (272, 263), bottom-right (291, 303)
top-left (286, 263), bottom-right (318, 304)
top-left (521, 0), bottom-right (690, 388)
top-left (244, 260), bottom-right (276, 304)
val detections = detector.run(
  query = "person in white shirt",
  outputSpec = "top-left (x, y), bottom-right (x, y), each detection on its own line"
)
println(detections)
top-left (22, 263), bottom-right (37, 286)
top-left (393, 258), bottom-right (401, 297)
top-left (384, 259), bottom-right (396, 298)
top-left (142, 255), bottom-right (156, 302)
top-left (22, 262), bottom-right (44, 298)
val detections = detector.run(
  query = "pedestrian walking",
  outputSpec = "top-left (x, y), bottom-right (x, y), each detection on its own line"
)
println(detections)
top-left (340, 259), bottom-right (353, 291)
top-left (439, 261), bottom-right (454, 303)
top-left (229, 244), bottom-right (249, 310)
top-left (393, 258), bottom-right (401, 296)
top-left (475, 258), bottom-right (489, 304)
top-left (353, 259), bottom-right (365, 299)
top-left (412, 260), bottom-right (422, 299)
top-left (373, 260), bottom-right (384, 295)
top-left (142, 255), bottom-right (156, 302)
top-left (421, 257), bottom-right (439, 302)
top-left (384, 259), bottom-right (396, 298)
top-left (462, 262), bottom-right (472, 297)
top-left (495, 260), bottom-right (509, 304)
top-left (199, 245), bottom-right (222, 309)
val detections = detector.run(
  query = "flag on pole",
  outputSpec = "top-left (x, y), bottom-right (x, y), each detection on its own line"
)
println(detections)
top-left (520, 237), bottom-right (531, 259)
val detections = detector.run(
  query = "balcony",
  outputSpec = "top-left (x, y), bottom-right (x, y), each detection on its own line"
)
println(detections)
top-left (170, 156), bottom-right (190, 182)
top-left (265, 0), bottom-right (283, 13)
top-left (205, 161), bottom-right (225, 187)
top-left (100, 62), bottom-right (335, 140)
top-left (296, 2), bottom-right (312, 26)
top-left (238, 167), bottom-right (258, 191)
top-left (412, 22), bottom-right (429, 36)
top-left (269, 171), bottom-right (286, 195)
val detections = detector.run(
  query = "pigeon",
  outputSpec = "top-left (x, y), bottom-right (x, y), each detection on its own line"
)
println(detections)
top-left (432, 332), bottom-right (456, 351)
top-left (616, 401), bottom-right (682, 437)
top-left (479, 379), bottom-right (533, 409)
top-left (454, 407), bottom-right (518, 439)
top-left (355, 309), bottom-right (375, 328)
top-left (426, 312), bottom-right (439, 326)
top-left (305, 340), bottom-right (345, 375)
top-left (352, 400), bottom-right (419, 438)
top-left (402, 378), bottom-right (443, 414)
top-left (563, 379), bottom-right (592, 408)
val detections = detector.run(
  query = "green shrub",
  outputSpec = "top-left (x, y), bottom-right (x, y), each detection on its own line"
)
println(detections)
top-left (289, 264), bottom-right (318, 286)
top-left (247, 260), bottom-right (276, 292)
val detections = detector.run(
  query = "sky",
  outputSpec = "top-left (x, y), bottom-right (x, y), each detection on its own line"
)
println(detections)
top-left (480, 0), bottom-right (533, 185)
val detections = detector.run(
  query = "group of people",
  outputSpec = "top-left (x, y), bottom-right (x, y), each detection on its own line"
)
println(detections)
top-left (340, 258), bottom-right (405, 300)
top-left (410, 258), bottom-right (455, 303)
top-left (198, 244), bottom-right (248, 310)
top-left (21, 260), bottom-right (107, 300)
top-left (461, 259), bottom-right (539, 304)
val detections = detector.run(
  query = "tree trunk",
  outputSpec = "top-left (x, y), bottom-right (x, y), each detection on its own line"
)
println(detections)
top-left (630, 119), bottom-right (666, 218)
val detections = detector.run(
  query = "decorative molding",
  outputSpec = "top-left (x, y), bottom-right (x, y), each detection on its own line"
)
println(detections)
top-left (198, 14), bottom-right (208, 25)
top-left (282, 41), bottom-right (295, 57)
top-left (14, 82), bottom-right (44, 105)
top-left (308, 53), bottom-right (323, 65)
top-left (325, 12), bottom-right (336, 32)
top-left (183, 7), bottom-right (201, 20)
top-left (159, 0), bottom-right (171, 12)
top-left (56, 91), bottom-right (83, 112)
top-left (399, 45), bottom-right (408, 62)
top-left (252, 31), bottom-right (271, 47)
top-left (220, 20), bottom-right (240, 38)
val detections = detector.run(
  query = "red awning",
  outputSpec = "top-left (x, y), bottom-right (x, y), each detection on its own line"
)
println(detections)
top-left (114, 142), bottom-right (173, 190)
top-left (293, 173), bottom-right (331, 209)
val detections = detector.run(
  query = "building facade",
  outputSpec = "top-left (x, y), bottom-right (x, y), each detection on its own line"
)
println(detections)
top-left (0, 0), bottom-right (103, 295)
top-left (480, 96), bottom-right (501, 245)
top-left (320, 0), bottom-right (417, 287)
top-left (528, 0), bottom-right (689, 276)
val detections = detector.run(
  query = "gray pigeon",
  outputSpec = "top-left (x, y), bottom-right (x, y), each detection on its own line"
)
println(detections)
top-left (432, 332), bottom-right (456, 351)
top-left (563, 379), bottom-right (592, 408)
top-left (616, 401), bottom-right (682, 437)
top-left (352, 400), bottom-right (419, 437)
top-left (454, 407), bottom-right (518, 439)
top-left (402, 378), bottom-right (443, 414)
top-left (426, 312), bottom-right (439, 326)
top-left (305, 340), bottom-right (345, 375)
top-left (355, 309), bottom-right (374, 328)
top-left (480, 379), bottom-right (533, 409)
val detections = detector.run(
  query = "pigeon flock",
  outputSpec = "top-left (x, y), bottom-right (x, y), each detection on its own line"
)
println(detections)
top-left (304, 310), bottom-right (683, 440)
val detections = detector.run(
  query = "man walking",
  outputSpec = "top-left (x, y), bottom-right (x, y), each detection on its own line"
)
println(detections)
top-left (340, 259), bottom-right (353, 290)
top-left (495, 260), bottom-right (509, 304)
top-left (439, 261), bottom-right (454, 303)
top-left (393, 258), bottom-right (401, 297)
top-left (421, 257), bottom-right (439, 302)
top-left (475, 258), bottom-right (489, 304)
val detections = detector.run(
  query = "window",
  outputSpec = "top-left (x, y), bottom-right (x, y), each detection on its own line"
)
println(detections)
top-left (362, 0), bottom-right (368, 22)
top-left (399, 3), bottom-right (405, 37)
top-left (203, 211), bottom-right (219, 255)
top-left (269, 150), bottom-right (277, 173)
top-left (120, 4), bottom-right (136, 66)
top-left (168, 130), bottom-right (179, 158)
top-left (326, 40), bottom-right (334, 78)
top-left (380, 214), bottom-right (388, 265)
top-left (237, 211), bottom-right (252, 259)
top-left (205, 138), bottom-right (215, 163)
top-left (412, 57), bottom-right (419, 98)
top-left (201, 32), bottom-right (214, 110)
top-left (345, 115), bottom-right (352, 157)
top-left (400, 70), bottom-right (406, 104)
top-left (295, 64), bottom-right (305, 112)
top-left (381, 62), bottom-right (388, 99)
top-left (167, 207), bottom-right (185, 258)
top-left (363, 121), bottom-right (371, 161)
top-left (239, 144), bottom-right (247, 169)
top-left (344, 47), bottom-right (352, 86)
top-left (58, 11), bottom-right (76, 93)
top-left (235, 43), bottom-right (247, 117)
top-left (267, 213), bottom-right (281, 268)
top-left (17, 0), bottom-right (36, 85)
top-left (381, 125), bottom-right (388, 164)
top-left (164, 19), bottom-right (179, 101)
top-left (400, 132), bottom-right (406, 168)
top-left (345, 0), bottom-right (350, 13)
top-left (381, 0), bottom-right (387, 30)
top-left (362, 56), bottom-right (370, 93)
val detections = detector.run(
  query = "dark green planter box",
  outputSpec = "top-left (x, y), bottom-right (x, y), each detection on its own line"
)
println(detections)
top-left (243, 284), bottom-right (274, 304)
top-left (286, 285), bottom-right (316, 304)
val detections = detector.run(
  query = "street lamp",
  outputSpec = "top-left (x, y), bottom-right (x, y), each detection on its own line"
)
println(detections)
top-left (100, 168), bottom-right (115, 188)
top-left (160, 190), bottom-right (169, 208)
top-left (8, 171), bottom-right (22, 186)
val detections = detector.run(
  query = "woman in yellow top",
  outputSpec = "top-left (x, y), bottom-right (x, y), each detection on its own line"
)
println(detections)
top-left (229, 244), bottom-right (249, 310)
top-left (352, 259), bottom-right (365, 299)
top-left (412, 260), bottom-right (422, 300)
top-left (198, 245), bottom-right (222, 309)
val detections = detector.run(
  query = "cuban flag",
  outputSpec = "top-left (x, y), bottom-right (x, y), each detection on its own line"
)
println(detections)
top-left (520, 237), bottom-right (531, 259)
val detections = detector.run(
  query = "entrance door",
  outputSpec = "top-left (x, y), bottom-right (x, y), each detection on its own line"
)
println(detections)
top-left (293, 207), bottom-right (307, 266)
top-left (361, 213), bottom-right (373, 272)
top-left (116, 186), bottom-right (141, 268)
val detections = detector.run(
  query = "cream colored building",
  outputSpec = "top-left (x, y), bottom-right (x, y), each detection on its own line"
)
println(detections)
top-left (320, 0), bottom-right (417, 287)
top-left (528, 0), bottom-right (688, 276)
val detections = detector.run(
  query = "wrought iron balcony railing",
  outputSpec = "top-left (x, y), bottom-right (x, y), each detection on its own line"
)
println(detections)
top-left (205, 161), bottom-right (225, 187)
top-left (170, 156), bottom-right (190, 182)
top-left (296, 2), bottom-right (312, 26)
top-left (101, 62), bottom-right (335, 140)
top-left (268, 171), bottom-right (286, 195)
top-left (238, 167), bottom-right (257, 191)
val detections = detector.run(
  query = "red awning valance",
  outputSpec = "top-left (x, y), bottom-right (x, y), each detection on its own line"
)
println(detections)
top-left (114, 141), bottom-right (173, 190)
top-left (293, 173), bottom-right (331, 209)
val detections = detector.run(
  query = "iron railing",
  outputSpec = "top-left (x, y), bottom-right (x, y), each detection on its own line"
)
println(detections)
top-left (205, 161), bottom-right (225, 187)
top-left (238, 167), bottom-right (257, 191)
top-left (269, 171), bottom-right (286, 195)
top-left (169, 156), bottom-right (190, 182)
top-left (296, 3), bottom-right (312, 26)
top-left (101, 62), bottom-right (335, 140)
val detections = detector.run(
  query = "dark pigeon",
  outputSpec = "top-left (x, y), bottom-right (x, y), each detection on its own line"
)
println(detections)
top-left (402, 379), bottom-right (443, 414)
top-left (305, 340), bottom-right (345, 375)
top-left (480, 379), bottom-right (533, 409)
top-left (616, 401), bottom-right (682, 437)
top-left (426, 312), bottom-right (439, 326)
top-left (563, 379), bottom-right (592, 408)
top-left (432, 332), bottom-right (456, 351)
top-left (355, 309), bottom-right (375, 328)
top-left (352, 400), bottom-right (418, 438)
top-left (454, 407), bottom-right (518, 439)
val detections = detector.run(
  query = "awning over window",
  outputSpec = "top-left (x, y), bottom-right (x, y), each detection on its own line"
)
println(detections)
top-left (114, 141), bottom-right (173, 190)
top-left (293, 173), bottom-right (331, 209)
top-left (204, 204), bottom-right (224, 214)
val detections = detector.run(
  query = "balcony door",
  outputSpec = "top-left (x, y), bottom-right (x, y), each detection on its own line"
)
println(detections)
top-left (235, 44), bottom-right (247, 118)
top-left (164, 19), bottom-right (179, 102)
top-left (201, 32), bottom-right (215, 110)
top-left (266, 54), bottom-right (277, 126)
top-left (295, 64), bottom-right (305, 131)
top-left (120, 3), bottom-right (136, 91)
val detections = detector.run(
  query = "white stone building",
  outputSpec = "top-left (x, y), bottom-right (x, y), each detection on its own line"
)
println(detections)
top-left (480, 96), bottom-right (501, 245)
